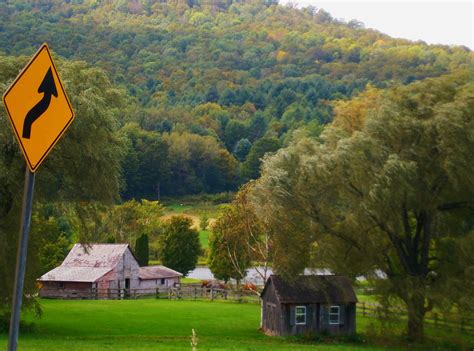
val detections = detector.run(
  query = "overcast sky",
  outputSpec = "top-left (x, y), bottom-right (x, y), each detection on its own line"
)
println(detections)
top-left (279, 0), bottom-right (473, 49)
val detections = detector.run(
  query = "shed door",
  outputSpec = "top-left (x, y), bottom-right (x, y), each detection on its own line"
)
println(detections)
top-left (267, 303), bottom-right (276, 332)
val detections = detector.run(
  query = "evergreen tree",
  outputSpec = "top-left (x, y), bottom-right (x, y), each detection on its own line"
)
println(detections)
top-left (135, 233), bottom-right (149, 267)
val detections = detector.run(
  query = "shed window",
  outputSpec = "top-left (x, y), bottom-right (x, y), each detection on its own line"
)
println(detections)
top-left (295, 306), bottom-right (306, 325)
top-left (329, 306), bottom-right (340, 324)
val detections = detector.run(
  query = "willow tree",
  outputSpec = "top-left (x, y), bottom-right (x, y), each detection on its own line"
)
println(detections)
top-left (251, 71), bottom-right (474, 340)
top-left (0, 53), bottom-right (128, 318)
top-left (209, 183), bottom-right (273, 287)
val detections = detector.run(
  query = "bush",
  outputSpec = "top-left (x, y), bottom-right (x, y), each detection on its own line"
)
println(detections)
top-left (0, 314), bottom-right (36, 333)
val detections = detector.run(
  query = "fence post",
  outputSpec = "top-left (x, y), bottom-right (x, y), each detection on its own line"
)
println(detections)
top-left (156, 288), bottom-right (159, 299)
top-left (194, 287), bottom-right (197, 300)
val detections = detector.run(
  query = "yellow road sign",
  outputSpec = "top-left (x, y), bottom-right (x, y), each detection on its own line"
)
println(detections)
top-left (2, 43), bottom-right (74, 172)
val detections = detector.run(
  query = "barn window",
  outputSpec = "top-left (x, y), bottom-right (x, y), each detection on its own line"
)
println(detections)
top-left (58, 282), bottom-right (65, 289)
top-left (329, 306), bottom-right (340, 324)
top-left (161, 278), bottom-right (165, 285)
top-left (295, 306), bottom-right (306, 325)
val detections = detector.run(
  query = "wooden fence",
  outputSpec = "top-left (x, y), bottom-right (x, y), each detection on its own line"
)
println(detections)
top-left (357, 301), bottom-right (474, 334)
top-left (42, 285), bottom-right (260, 303)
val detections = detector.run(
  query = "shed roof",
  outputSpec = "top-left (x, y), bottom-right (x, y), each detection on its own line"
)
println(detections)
top-left (38, 266), bottom-right (112, 282)
top-left (262, 275), bottom-right (357, 304)
top-left (139, 265), bottom-right (183, 280)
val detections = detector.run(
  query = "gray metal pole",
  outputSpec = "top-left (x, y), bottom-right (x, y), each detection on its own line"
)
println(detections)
top-left (7, 168), bottom-right (36, 351)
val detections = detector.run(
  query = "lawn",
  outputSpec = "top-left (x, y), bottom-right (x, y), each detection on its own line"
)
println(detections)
top-left (1, 299), bottom-right (471, 351)
top-left (0, 299), bottom-right (393, 351)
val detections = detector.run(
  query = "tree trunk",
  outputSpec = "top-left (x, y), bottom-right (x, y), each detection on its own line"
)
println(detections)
top-left (407, 292), bottom-right (425, 341)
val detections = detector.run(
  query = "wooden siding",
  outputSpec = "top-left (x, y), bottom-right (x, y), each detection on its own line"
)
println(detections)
top-left (39, 281), bottom-right (93, 299)
top-left (261, 280), bottom-right (283, 335)
top-left (138, 277), bottom-right (180, 289)
top-left (261, 278), bottom-right (357, 336)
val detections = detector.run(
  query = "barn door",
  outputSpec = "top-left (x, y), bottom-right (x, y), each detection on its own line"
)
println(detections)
top-left (125, 278), bottom-right (130, 297)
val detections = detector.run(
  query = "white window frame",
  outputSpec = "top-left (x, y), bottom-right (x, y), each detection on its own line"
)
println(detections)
top-left (295, 306), bottom-right (307, 325)
top-left (329, 305), bottom-right (340, 325)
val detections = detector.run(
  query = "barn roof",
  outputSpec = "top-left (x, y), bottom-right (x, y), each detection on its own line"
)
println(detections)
top-left (139, 265), bottom-right (183, 280)
top-left (38, 244), bottom-right (135, 283)
top-left (38, 266), bottom-right (112, 282)
top-left (62, 244), bottom-right (131, 268)
top-left (262, 275), bottom-right (357, 304)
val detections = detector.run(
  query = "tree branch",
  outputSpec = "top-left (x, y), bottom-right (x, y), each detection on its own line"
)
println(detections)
top-left (438, 201), bottom-right (474, 211)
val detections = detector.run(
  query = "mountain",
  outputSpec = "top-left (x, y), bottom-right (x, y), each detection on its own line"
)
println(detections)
top-left (0, 0), bottom-right (471, 198)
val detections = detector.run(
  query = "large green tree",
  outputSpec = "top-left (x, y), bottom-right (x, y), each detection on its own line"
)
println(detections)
top-left (251, 71), bottom-right (474, 340)
top-left (0, 53), bottom-right (127, 316)
top-left (159, 216), bottom-right (201, 276)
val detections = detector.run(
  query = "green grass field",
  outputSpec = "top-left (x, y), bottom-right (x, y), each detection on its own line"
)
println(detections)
top-left (1, 299), bottom-right (471, 351)
top-left (199, 230), bottom-right (210, 249)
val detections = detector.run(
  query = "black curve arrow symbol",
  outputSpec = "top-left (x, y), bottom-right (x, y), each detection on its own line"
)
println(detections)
top-left (22, 67), bottom-right (58, 139)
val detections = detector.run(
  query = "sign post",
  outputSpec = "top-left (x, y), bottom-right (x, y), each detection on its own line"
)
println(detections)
top-left (2, 43), bottom-right (74, 351)
top-left (7, 169), bottom-right (35, 351)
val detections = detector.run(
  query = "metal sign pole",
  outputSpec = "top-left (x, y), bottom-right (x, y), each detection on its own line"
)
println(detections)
top-left (7, 167), bottom-right (36, 351)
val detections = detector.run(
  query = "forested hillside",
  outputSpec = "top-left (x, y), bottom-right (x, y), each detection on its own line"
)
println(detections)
top-left (0, 0), bottom-right (471, 199)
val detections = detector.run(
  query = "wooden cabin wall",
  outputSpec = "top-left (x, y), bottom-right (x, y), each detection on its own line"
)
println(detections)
top-left (261, 282), bottom-right (282, 335)
top-left (39, 281), bottom-right (92, 299)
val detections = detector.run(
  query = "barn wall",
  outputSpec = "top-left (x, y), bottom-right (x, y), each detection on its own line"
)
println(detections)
top-left (138, 277), bottom-right (180, 290)
top-left (39, 281), bottom-right (93, 299)
top-left (123, 248), bottom-right (140, 289)
top-left (105, 248), bottom-right (140, 291)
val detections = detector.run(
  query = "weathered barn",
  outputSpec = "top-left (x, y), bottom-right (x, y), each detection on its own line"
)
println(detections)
top-left (261, 275), bottom-right (357, 336)
top-left (39, 244), bottom-right (183, 298)
top-left (38, 244), bottom-right (140, 298)
top-left (138, 265), bottom-right (182, 290)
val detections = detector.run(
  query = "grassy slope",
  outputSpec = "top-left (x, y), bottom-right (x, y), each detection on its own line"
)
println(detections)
top-left (0, 299), bottom-right (395, 351)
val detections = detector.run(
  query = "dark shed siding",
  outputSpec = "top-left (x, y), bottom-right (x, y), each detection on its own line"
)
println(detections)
top-left (282, 303), bottom-right (319, 336)
top-left (261, 281), bottom-right (283, 335)
top-left (261, 275), bottom-right (357, 337)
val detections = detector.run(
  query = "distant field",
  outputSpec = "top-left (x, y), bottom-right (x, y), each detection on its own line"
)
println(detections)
top-left (1, 299), bottom-right (471, 350)
top-left (161, 200), bottom-right (221, 250)
top-left (199, 230), bottom-right (210, 249)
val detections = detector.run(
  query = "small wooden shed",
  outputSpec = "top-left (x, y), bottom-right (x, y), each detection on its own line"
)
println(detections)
top-left (261, 275), bottom-right (357, 336)
top-left (138, 265), bottom-right (182, 289)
